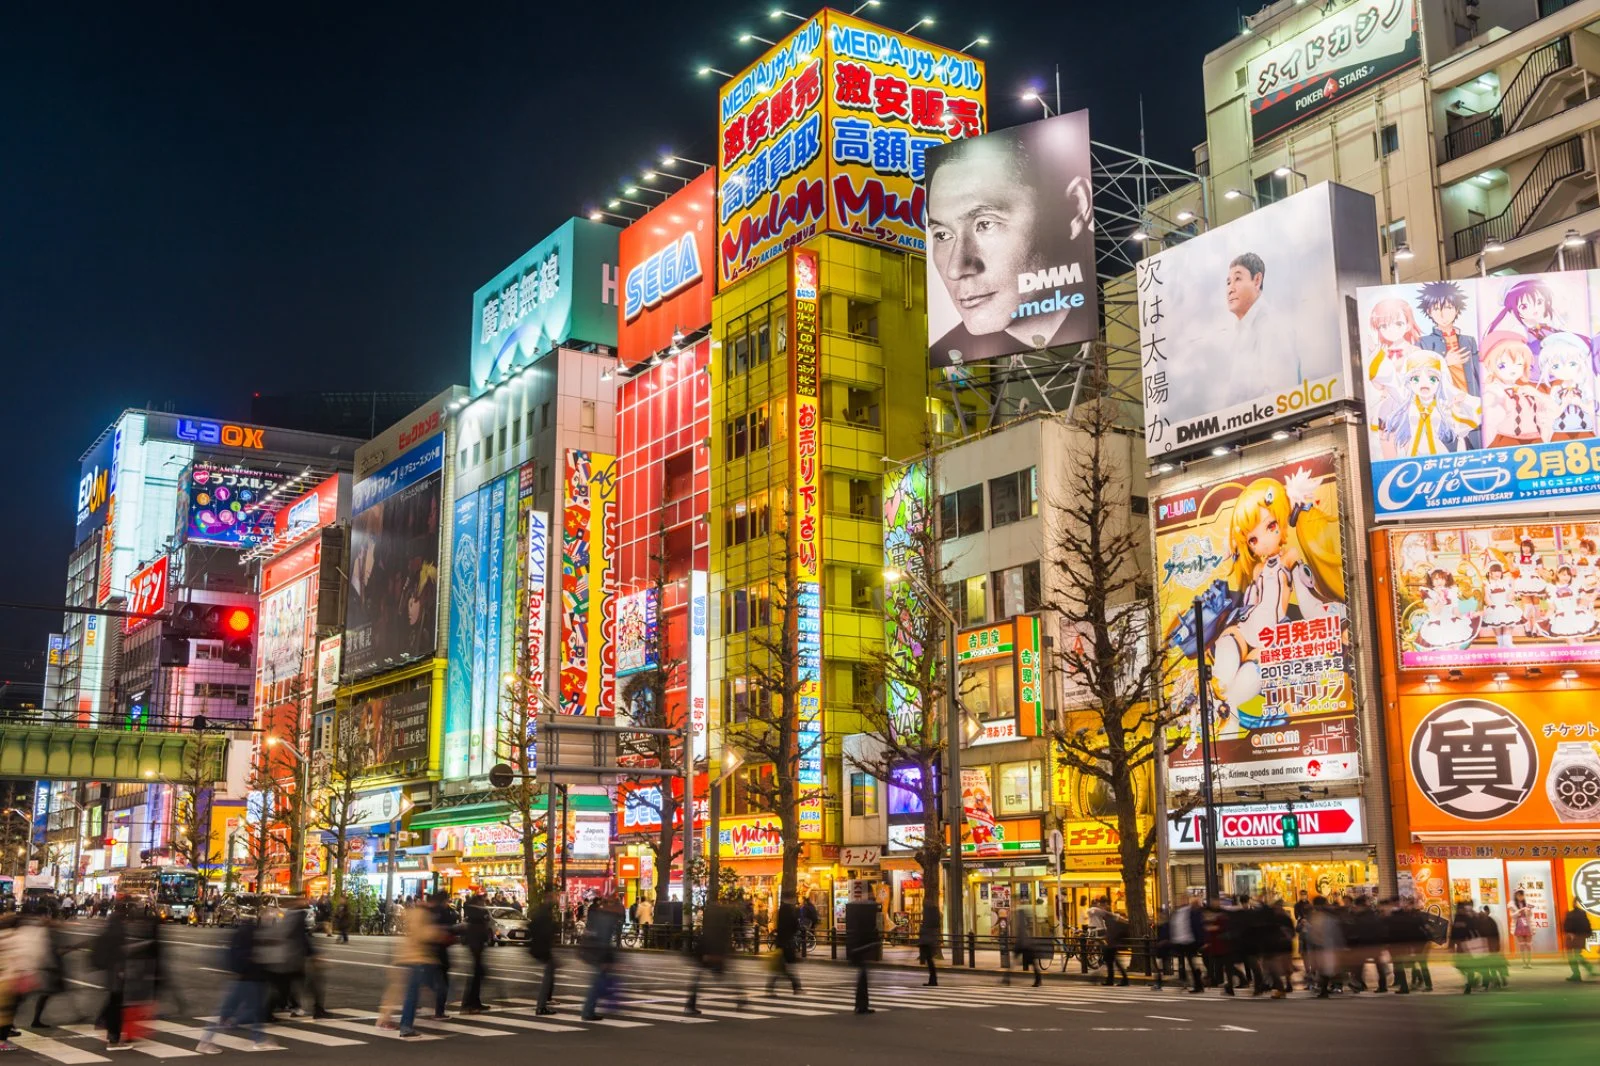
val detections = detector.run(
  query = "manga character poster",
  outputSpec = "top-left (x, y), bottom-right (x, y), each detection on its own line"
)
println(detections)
top-left (1155, 453), bottom-right (1360, 790)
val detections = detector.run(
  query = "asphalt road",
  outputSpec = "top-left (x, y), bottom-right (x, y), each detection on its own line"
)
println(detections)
top-left (5, 921), bottom-right (1590, 1065)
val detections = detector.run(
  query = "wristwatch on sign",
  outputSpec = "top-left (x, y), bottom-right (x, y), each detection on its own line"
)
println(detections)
top-left (1546, 742), bottom-right (1600, 822)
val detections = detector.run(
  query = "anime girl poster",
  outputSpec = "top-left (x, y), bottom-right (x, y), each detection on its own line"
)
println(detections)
top-left (1479, 270), bottom-right (1591, 378)
top-left (1357, 281), bottom-right (1485, 458)
top-left (1154, 453), bottom-right (1360, 791)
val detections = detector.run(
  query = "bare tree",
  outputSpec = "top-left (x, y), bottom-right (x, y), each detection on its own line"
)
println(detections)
top-left (169, 736), bottom-right (217, 872)
top-left (241, 753), bottom-right (288, 892)
top-left (1045, 353), bottom-right (1179, 936)
top-left (616, 515), bottom-right (689, 912)
top-left (722, 517), bottom-right (820, 903)
top-left (494, 670), bottom-right (549, 905)
top-left (308, 707), bottom-right (375, 903)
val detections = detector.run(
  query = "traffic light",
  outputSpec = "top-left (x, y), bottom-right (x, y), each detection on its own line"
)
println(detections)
top-left (167, 602), bottom-right (256, 667)
top-left (1281, 806), bottom-right (1300, 849)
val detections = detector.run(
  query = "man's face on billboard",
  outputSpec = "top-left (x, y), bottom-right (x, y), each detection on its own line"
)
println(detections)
top-left (928, 147), bottom-right (1043, 337)
top-left (1225, 264), bottom-right (1263, 319)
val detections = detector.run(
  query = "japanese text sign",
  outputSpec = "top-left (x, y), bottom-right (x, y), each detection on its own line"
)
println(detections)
top-left (124, 555), bottom-right (169, 634)
top-left (790, 248), bottom-right (824, 839)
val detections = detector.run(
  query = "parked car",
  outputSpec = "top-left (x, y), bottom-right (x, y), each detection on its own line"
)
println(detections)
top-left (487, 906), bottom-right (528, 945)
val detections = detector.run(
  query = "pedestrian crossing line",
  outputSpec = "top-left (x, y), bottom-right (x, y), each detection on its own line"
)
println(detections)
top-left (8, 1030), bottom-right (111, 1065)
top-left (294, 1016), bottom-right (442, 1041)
top-left (193, 1019), bottom-right (366, 1047)
top-left (691, 991), bottom-right (858, 1016)
top-left (137, 1022), bottom-right (279, 1053)
top-left (613, 999), bottom-right (774, 1022)
top-left (494, 1000), bottom-right (652, 1029)
top-left (420, 1009), bottom-right (585, 1034)
top-left (57, 1027), bottom-right (194, 1059)
top-left (736, 992), bottom-right (861, 1014)
top-left (329, 1009), bottom-right (511, 1037)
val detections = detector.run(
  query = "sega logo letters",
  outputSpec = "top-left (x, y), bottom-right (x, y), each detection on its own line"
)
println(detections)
top-left (624, 233), bottom-right (701, 321)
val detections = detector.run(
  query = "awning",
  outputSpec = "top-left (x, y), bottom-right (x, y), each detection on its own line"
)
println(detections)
top-left (408, 794), bottom-right (613, 830)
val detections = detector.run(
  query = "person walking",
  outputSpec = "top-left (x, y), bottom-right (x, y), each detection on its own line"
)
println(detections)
top-left (916, 902), bottom-right (941, 987)
top-left (767, 892), bottom-right (802, 995)
top-left (196, 918), bottom-right (278, 1052)
top-left (1562, 902), bottom-right (1596, 982)
top-left (1016, 907), bottom-right (1043, 987)
top-left (1449, 900), bottom-right (1483, 994)
top-left (1089, 898), bottom-right (1129, 986)
top-left (0, 913), bottom-right (22, 1051)
top-left (335, 897), bottom-right (353, 945)
top-left (18, 912), bottom-right (67, 1030)
top-left (1172, 898), bottom-right (1202, 993)
top-left (1477, 906), bottom-right (1508, 989)
top-left (527, 889), bottom-right (559, 1015)
top-left (460, 895), bottom-right (492, 1013)
top-left (844, 894), bottom-right (881, 1014)
top-left (799, 896), bottom-right (818, 959)
top-left (635, 894), bottom-right (654, 950)
top-left (580, 894), bottom-right (624, 1021)
top-left (1509, 890), bottom-right (1534, 970)
top-left (1307, 896), bottom-right (1344, 998)
top-left (426, 893), bottom-right (456, 1018)
top-left (90, 904), bottom-right (131, 1051)
top-left (687, 901), bottom-right (745, 1015)
top-left (397, 899), bottom-right (447, 1037)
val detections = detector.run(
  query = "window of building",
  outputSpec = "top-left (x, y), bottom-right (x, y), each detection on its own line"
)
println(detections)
top-left (193, 642), bottom-right (221, 661)
top-left (1379, 122), bottom-right (1400, 157)
top-left (498, 426), bottom-right (508, 454)
top-left (842, 386), bottom-right (881, 427)
top-left (581, 400), bottom-right (596, 430)
top-left (511, 418), bottom-right (521, 447)
top-left (723, 676), bottom-right (771, 725)
top-left (1387, 218), bottom-right (1409, 256)
top-left (726, 404), bottom-right (771, 460)
top-left (997, 760), bottom-right (1044, 815)
top-left (541, 465), bottom-right (553, 493)
top-left (846, 298), bottom-right (879, 340)
top-left (939, 485), bottom-right (984, 540)
top-left (1254, 171), bottom-right (1290, 206)
top-left (541, 402), bottom-right (551, 430)
top-left (723, 581), bottom-right (772, 634)
top-left (774, 308), bottom-right (788, 354)
top-left (843, 477), bottom-right (879, 519)
top-left (663, 448), bottom-right (695, 501)
top-left (849, 772), bottom-right (878, 817)
top-left (472, 441), bottom-right (481, 466)
top-left (989, 468), bottom-right (1038, 527)
top-left (484, 433), bottom-right (494, 461)
top-left (942, 575), bottom-right (987, 626)
top-left (1235, 66), bottom-right (1246, 90)
top-left (960, 661), bottom-right (1016, 725)
top-left (459, 449), bottom-right (468, 470)
top-left (724, 493), bottom-right (772, 547)
top-left (1131, 495), bottom-right (1149, 516)
top-left (991, 561), bottom-right (1042, 619)
top-left (847, 567), bottom-right (879, 612)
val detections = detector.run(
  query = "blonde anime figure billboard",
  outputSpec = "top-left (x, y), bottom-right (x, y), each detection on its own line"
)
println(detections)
top-left (1155, 453), bottom-right (1360, 791)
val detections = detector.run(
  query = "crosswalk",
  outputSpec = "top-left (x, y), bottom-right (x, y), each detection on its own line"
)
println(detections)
top-left (0, 977), bottom-right (1230, 1063)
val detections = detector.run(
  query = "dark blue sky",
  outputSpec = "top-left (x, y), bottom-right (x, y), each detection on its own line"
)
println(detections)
top-left (0, 1), bottom-right (1235, 692)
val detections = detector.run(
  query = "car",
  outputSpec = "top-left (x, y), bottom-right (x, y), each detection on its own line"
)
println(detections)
top-left (487, 906), bottom-right (528, 945)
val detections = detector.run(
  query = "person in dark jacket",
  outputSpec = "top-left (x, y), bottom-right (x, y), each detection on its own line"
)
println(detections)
top-left (196, 920), bottom-right (277, 1052)
top-left (427, 893), bottom-right (455, 1017)
top-left (460, 895), bottom-right (492, 1013)
top-left (1449, 901), bottom-right (1482, 993)
top-left (527, 889), bottom-right (559, 1014)
top-left (90, 906), bottom-right (131, 1050)
top-left (21, 914), bottom-right (69, 1028)
top-left (686, 902), bottom-right (746, 1015)
top-left (580, 894), bottom-right (624, 1021)
top-left (844, 896), bottom-right (881, 1014)
top-left (1562, 902), bottom-right (1596, 982)
top-left (767, 892), bottom-right (802, 995)
top-left (916, 903), bottom-right (942, 987)
top-left (335, 898), bottom-right (353, 944)
top-left (1477, 906), bottom-right (1507, 989)
top-left (799, 897), bottom-right (819, 958)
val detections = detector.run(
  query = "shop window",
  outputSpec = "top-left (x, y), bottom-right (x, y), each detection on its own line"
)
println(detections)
top-left (997, 760), bottom-right (1044, 816)
top-left (849, 772), bottom-right (877, 817)
top-left (990, 467), bottom-right (1038, 527)
top-left (942, 575), bottom-right (987, 626)
top-left (991, 561), bottom-right (1041, 619)
top-left (664, 448), bottom-right (695, 501)
top-left (938, 485), bottom-right (984, 540)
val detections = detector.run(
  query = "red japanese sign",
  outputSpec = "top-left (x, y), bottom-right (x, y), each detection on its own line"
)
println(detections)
top-left (124, 555), bottom-right (169, 633)
top-left (617, 171), bottom-right (714, 366)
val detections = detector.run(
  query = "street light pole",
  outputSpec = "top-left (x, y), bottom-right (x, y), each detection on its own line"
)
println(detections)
top-left (1191, 598), bottom-right (1222, 903)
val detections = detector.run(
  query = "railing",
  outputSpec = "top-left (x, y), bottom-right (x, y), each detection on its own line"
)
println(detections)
top-left (1442, 36), bottom-right (1572, 162)
top-left (1450, 136), bottom-right (1586, 260)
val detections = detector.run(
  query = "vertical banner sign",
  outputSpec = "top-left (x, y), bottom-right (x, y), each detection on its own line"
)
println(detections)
top-left (690, 570), bottom-right (710, 763)
top-left (474, 479), bottom-right (506, 779)
top-left (561, 451), bottom-right (619, 716)
top-left (445, 491), bottom-right (480, 780)
top-left (470, 486), bottom-right (494, 777)
top-left (1015, 613), bottom-right (1044, 736)
top-left (883, 460), bottom-right (931, 735)
top-left (526, 510), bottom-right (549, 713)
top-left (790, 248), bottom-right (825, 839)
top-left (499, 471), bottom-right (520, 730)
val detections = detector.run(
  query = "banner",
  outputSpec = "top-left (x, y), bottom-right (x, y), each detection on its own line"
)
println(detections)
top-left (1359, 273), bottom-right (1600, 519)
top-left (560, 451), bottom-right (619, 716)
top-left (618, 172), bottom-right (714, 365)
top-left (690, 570), bottom-right (709, 763)
top-left (960, 767), bottom-right (1003, 856)
top-left (790, 249), bottom-right (824, 839)
top-left (314, 636), bottom-right (342, 705)
top-left (1402, 690), bottom-right (1600, 833)
top-left (925, 110), bottom-right (1096, 368)
top-left (1155, 453), bottom-right (1360, 789)
top-left (444, 490), bottom-right (479, 779)
top-left (882, 459), bottom-right (931, 734)
top-left (258, 578), bottom-right (309, 686)
top-left (615, 588), bottom-right (658, 677)
top-left (353, 683), bottom-right (431, 769)
top-left (1168, 798), bottom-right (1365, 850)
top-left (181, 463), bottom-right (292, 548)
top-left (526, 509), bottom-right (550, 728)
top-left (1138, 183), bottom-right (1378, 457)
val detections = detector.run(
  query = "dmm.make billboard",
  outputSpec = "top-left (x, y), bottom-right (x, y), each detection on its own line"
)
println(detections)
top-left (1154, 453), bottom-right (1360, 790)
top-left (618, 171), bottom-right (714, 366)
top-left (469, 218), bottom-right (619, 396)
top-left (717, 10), bottom-right (986, 287)
top-left (1137, 182), bottom-right (1379, 457)
top-left (1358, 271), bottom-right (1600, 520)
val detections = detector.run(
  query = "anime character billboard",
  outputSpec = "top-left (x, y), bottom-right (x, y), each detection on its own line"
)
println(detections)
top-left (1155, 454), bottom-right (1360, 790)
top-left (1360, 272), bottom-right (1600, 519)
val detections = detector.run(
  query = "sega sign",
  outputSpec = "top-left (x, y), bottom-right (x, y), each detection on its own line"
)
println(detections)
top-left (616, 172), bottom-right (714, 367)
top-left (175, 418), bottom-right (265, 450)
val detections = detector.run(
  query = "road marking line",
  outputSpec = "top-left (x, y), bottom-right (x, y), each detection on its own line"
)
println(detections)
top-left (1147, 1015), bottom-right (1191, 1022)
top-left (330, 1009), bottom-right (511, 1037)
top-left (1058, 1007), bottom-right (1105, 1013)
top-left (9, 1030), bottom-right (113, 1064)
top-left (138, 1022), bottom-right (279, 1053)
top-left (194, 1019), bottom-right (366, 1047)
top-left (295, 1017), bottom-right (441, 1041)
top-left (57, 1027), bottom-right (194, 1059)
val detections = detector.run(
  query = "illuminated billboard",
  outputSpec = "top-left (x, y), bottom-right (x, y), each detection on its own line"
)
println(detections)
top-left (1155, 453), bottom-right (1360, 790)
top-left (353, 682), bottom-right (431, 770)
top-left (559, 451), bottom-right (619, 717)
top-left (925, 110), bottom-right (1097, 367)
top-left (274, 474), bottom-right (344, 541)
top-left (615, 588), bottom-right (658, 678)
top-left (469, 219), bottom-right (619, 396)
top-left (1358, 272), bottom-right (1600, 519)
top-left (181, 463), bottom-right (292, 548)
top-left (123, 555), bottom-right (168, 634)
top-left (1137, 182), bottom-right (1379, 457)
top-left (790, 249), bottom-right (823, 839)
top-left (716, 11), bottom-right (986, 287)
top-left (344, 435), bottom-right (443, 679)
top-left (259, 577), bottom-right (310, 686)
top-left (883, 460), bottom-right (931, 734)
top-left (618, 171), bottom-right (714, 365)
top-left (75, 431), bottom-right (118, 548)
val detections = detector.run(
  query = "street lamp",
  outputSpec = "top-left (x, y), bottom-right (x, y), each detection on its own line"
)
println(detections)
top-left (1273, 165), bottom-right (1308, 189)
top-left (1559, 228), bottom-right (1586, 270)
top-left (1021, 91), bottom-right (1055, 118)
top-left (1391, 243), bottom-right (1414, 283)
top-left (695, 66), bottom-right (734, 79)
top-left (1477, 236), bottom-right (1506, 277)
top-left (770, 8), bottom-right (806, 21)
top-left (961, 36), bottom-right (990, 51)
top-left (1223, 188), bottom-right (1257, 208)
top-left (905, 16), bottom-right (935, 34)
top-left (882, 564), bottom-right (968, 960)
top-left (738, 32), bottom-right (778, 46)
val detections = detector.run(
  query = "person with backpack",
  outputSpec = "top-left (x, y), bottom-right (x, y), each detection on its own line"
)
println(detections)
top-left (196, 918), bottom-right (278, 1052)
top-left (527, 889), bottom-right (559, 1014)
top-left (916, 902), bottom-right (942, 987)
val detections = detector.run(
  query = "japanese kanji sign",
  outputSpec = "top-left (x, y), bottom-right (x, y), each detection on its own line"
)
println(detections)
top-left (716, 10), bottom-right (986, 287)
top-left (1155, 453), bottom-right (1361, 790)
top-left (790, 247), bottom-right (824, 841)
top-left (182, 462), bottom-right (292, 549)
top-left (1247, 0), bottom-right (1420, 144)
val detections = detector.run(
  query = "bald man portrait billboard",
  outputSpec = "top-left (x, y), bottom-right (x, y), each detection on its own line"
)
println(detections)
top-left (925, 110), bottom-right (1097, 369)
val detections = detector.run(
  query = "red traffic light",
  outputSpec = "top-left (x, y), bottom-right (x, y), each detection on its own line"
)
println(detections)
top-left (224, 608), bottom-right (254, 634)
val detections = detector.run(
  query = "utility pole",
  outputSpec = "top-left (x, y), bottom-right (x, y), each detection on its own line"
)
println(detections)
top-left (1192, 598), bottom-right (1222, 903)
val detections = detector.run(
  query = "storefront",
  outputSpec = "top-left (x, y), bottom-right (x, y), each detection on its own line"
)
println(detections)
top-left (1166, 798), bottom-right (1376, 903)
top-left (413, 793), bottom-right (615, 902)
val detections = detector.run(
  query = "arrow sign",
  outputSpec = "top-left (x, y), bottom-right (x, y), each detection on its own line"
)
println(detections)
top-left (1168, 798), bottom-right (1364, 851)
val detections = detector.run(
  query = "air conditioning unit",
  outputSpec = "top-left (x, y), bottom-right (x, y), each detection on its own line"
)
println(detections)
top-left (849, 407), bottom-right (868, 423)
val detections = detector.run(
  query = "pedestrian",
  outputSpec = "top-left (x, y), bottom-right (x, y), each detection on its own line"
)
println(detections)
top-left (460, 895), bottom-right (492, 1013)
top-left (843, 894), bottom-right (881, 1014)
top-left (636, 894), bottom-right (654, 950)
top-left (1308, 896), bottom-right (1343, 998)
top-left (1015, 907), bottom-right (1043, 987)
top-left (767, 892), bottom-right (803, 995)
top-left (1293, 890), bottom-right (1312, 966)
top-left (1449, 900), bottom-right (1484, 994)
top-left (1152, 908), bottom-right (1171, 991)
top-left (1089, 898), bottom-right (1129, 986)
top-left (299, 905), bottom-right (331, 1019)
top-left (799, 896), bottom-right (819, 958)
top-left (90, 904), bottom-right (131, 1050)
top-left (18, 912), bottom-right (67, 1029)
top-left (0, 912), bottom-right (22, 1051)
top-left (1263, 899), bottom-right (1294, 997)
top-left (527, 889), bottom-right (559, 1015)
top-left (335, 897), bottom-right (353, 944)
top-left (196, 917), bottom-right (278, 1052)
top-left (1509, 890), bottom-right (1534, 970)
top-left (580, 894), bottom-right (624, 1021)
top-left (396, 899), bottom-right (447, 1037)
top-left (1562, 902), bottom-right (1596, 982)
top-left (1477, 905), bottom-right (1508, 988)
top-left (259, 907), bottom-right (304, 1018)
top-left (916, 901), bottom-right (941, 987)
top-left (687, 901), bottom-right (745, 1014)
top-left (1172, 898), bottom-right (1202, 993)
top-left (427, 892), bottom-right (456, 1018)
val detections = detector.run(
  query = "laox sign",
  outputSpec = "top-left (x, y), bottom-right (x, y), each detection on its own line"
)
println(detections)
top-left (176, 419), bottom-right (264, 450)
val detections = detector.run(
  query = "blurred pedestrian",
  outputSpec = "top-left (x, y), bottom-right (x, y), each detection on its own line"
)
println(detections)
top-left (460, 895), bottom-right (491, 1013)
top-left (0, 913), bottom-right (22, 1050)
top-left (580, 894), bottom-right (624, 1021)
top-left (396, 899), bottom-right (447, 1037)
top-left (916, 901), bottom-right (941, 987)
top-left (1562, 902), bottom-right (1596, 982)
top-left (1089, 898), bottom-right (1128, 986)
top-left (335, 897), bottom-right (353, 944)
top-left (844, 895), bottom-right (880, 1014)
top-left (1450, 900), bottom-right (1484, 994)
top-left (1172, 898), bottom-right (1202, 993)
top-left (799, 896), bottom-right (819, 958)
top-left (426, 892), bottom-right (456, 1018)
top-left (636, 894), bottom-right (654, 950)
top-left (687, 901), bottom-right (744, 1015)
top-left (1477, 906), bottom-right (1508, 988)
top-left (196, 917), bottom-right (277, 1052)
top-left (767, 892), bottom-right (803, 995)
top-left (18, 911), bottom-right (68, 1028)
top-left (527, 889), bottom-right (559, 1015)
top-left (1308, 896), bottom-right (1343, 998)
top-left (1016, 907), bottom-right (1043, 987)
top-left (90, 904), bottom-right (131, 1050)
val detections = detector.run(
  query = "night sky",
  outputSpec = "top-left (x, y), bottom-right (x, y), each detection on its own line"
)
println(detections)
top-left (1, 1), bottom-right (1236, 695)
